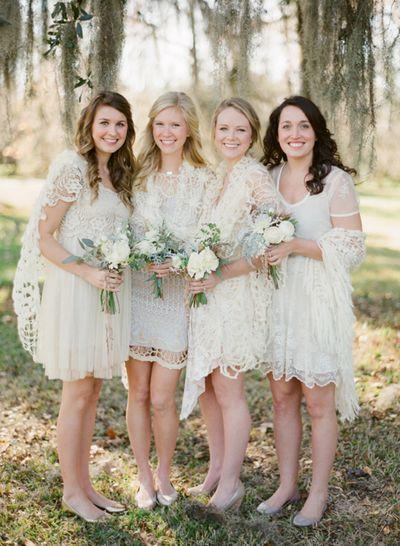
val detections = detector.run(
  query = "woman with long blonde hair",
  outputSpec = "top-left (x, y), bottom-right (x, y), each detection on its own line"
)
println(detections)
top-left (125, 91), bottom-right (214, 509)
top-left (13, 91), bottom-right (137, 522)
top-left (181, 98), bottom-right (278, 511)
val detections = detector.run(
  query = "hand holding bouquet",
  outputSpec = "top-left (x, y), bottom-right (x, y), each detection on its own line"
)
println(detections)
top-left (63, 225), bottom-right (131, 313)
top-left (242, 206), bottom-right (296, 289)
top-left (171, 223), bottom-right (227, 307)
top-left (129, 222), bottom-right (181, 298)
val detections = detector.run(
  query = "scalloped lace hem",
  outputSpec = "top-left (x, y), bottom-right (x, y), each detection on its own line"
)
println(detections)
top-left (263, 363), bottom-right (338, 389)
top-left (129, 345), bottom-right (187, 370)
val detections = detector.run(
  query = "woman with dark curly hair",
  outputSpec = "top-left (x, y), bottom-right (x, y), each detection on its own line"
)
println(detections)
top-left (257, 96), bottom-right (365, 526)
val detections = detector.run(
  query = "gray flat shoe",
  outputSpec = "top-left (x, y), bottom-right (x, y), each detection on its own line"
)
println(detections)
top-left (257, 491), bottom-right (300, 516)
top-left (293, 503), bottom-right (327, 527)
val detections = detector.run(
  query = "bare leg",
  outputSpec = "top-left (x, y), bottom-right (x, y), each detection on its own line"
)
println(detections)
top-left (260, 376), bottom-right (302, 509)
top-left (299, 383), bottom-right (337, 519)
top-left (125, 358), bottom-right (154, 497)
top-left (196, 375), bottom-right (224, 489)
top-left (150, 363), bottom-right (181, 494)
top-left (209, 369), bottom-right (250, 505)
top-left (57, 377), bottom-right (105, 519)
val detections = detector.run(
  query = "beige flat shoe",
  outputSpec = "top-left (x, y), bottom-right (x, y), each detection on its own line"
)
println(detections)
top-left (187, 478), bottom-right (219, 497)
top-left (257, 491), bottom-right (300, 516)
top-left (62, 498), bottom-right (110, 523)
top-left (208, 481), bottom-right (245, 512)
top-left (135, 485), bottom-right (157, 510)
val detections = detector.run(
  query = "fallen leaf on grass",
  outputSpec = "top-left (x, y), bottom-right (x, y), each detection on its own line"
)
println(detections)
top-left (383, 526), bottom-right (391, 535)
top-left (346, 468), bottom-right (371, 479)
top-left (106, 426), bottom-right (117, 439)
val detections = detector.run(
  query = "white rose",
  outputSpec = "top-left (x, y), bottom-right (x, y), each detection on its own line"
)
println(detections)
top-left (199, 247), bottom-right (219, 273)
top-left (106, 240), bottom-right (130, 268)
top-left (136, 239), bottom-right (157, 256)
top-left (187, 252), bottom-right (205, 279)
top-left (171, 254), bottom-right (184, 270)
top-left (279, 220), bottom-right (295, 242)
top-left (263, 226), bottom-right (283, 245)
top-left (254, 217), bottom-right (271, 234)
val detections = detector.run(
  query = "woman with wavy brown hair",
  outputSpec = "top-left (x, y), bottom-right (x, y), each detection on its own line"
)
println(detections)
top-left (13, 91), bottom-right (137, 522)
top-left (257, 96), bottom-right (365, 526)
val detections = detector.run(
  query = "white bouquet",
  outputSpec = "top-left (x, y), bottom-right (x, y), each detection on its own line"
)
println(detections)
top-left (171, 223), bottom-right (227, 307)
top-left (242, 206), bottom-right (296, 288)
top-left (129, 222), bottom-right (181, 298)
top-left (63, 225), bottom-right (131, 314)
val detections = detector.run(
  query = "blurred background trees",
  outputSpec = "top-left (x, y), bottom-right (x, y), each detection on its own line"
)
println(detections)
top-left (0, 0), bottom-right (399, 177)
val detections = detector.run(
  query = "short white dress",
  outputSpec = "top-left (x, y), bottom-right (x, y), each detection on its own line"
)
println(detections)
top-left (180, 156), bottom-right (278, 418)
top-left (13, 150), bottom-right (132, 380)
top-left (129, 161), bottom-right (214, 369)
top-left (265, 164), bottom-right (365, 420)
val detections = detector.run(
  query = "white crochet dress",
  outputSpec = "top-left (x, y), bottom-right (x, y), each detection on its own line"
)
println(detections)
top-left (13, 150), bottom-right (131, 380)
top-left (265, 164), bottom-right (365, 420)
top-left (180, 156), bottom-right (278, 419)
top-left (129, 161), bottom-right (214, 369)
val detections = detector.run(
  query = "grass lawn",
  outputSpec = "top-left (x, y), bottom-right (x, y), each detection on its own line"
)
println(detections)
top-left (0, 182), bottom-right (399, 546)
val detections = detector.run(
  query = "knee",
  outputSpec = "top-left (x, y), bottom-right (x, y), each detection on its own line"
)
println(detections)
top-left (213, 383), bottom-right (245, 411)
top-left (273, 390), bottom-right (300, 417)
top-left (74, 383), bottom-right (101, 411)
top-left (306, 397), bottom-right (335, 420)
top-left (129, 384), bottom-right (150, 405)
top-left (151, 392), bottom-right (175, 414)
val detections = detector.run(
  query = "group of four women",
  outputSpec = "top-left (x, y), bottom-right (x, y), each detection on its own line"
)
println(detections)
top-left (13, 90), bottom-right (365, 527)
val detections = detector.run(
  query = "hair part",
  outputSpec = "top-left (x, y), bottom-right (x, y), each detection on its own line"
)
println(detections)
top-left (136, 91), bottom-right (206, 188)
top-left (261, 95), bottom-right (356, 195)
top-left (211, 97), bottom-right (261, 150)
top-left (75, 91), bottom-right (137, 210)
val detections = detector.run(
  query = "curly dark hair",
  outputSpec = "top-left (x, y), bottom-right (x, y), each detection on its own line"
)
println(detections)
top-left (261, 95), bottom-right (356, 195)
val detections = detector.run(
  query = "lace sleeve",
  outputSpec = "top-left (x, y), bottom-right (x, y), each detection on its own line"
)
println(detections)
top-left (327, 170), bottom-right (360, 218)
top-left (12, 150), bottom-right (86, 358)
top-left (250, 167), bottom-right (279, 210)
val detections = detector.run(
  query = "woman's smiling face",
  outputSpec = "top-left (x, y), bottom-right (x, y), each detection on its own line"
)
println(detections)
top-left (214, 107), bottom-right (253, 163)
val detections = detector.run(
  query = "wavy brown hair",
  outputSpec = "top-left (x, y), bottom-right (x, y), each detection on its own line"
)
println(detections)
top-left (75, 91), bottom-right (137, 209)
top-left (261, 95), bottom-right (356, 194)
top-left (136, 91), bottom-right (206, 189)
top-left (211, 97), bottom-right (261, 150)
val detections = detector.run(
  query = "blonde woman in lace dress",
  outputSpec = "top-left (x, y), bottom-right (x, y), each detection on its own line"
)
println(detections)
top-left (257, 96), bottom-right (365, 527)
top-left (13, 92), bottom-right (137, 522)
top-left (125, 92), bottom-right (213, 509)
top-left (181, 98), bottom-right (278, 511)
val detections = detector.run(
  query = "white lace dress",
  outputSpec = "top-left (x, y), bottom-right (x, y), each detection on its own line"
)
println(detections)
top-left (180, 156), bottom-right (278, 419)
top-left (129, 162), bottom-right (214, 369)
top-left (13, 150), bottom-right (131, 381)
top-left (265, 164), bottom-right (365, 420)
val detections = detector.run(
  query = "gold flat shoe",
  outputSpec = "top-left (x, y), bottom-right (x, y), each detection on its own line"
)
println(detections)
top-left (62, 498), bottom-right (110, 523)
top-left (208, 480), bottom-right (245, 512)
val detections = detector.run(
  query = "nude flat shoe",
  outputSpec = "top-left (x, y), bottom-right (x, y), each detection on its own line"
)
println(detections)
top-left (93, 501), bottom-right (126, 514)
top-left (207, 480), bottom-right (245, 512)
top-left (156, 487), bottom-right (178, 507)
top-left (135, 485), bottom-right (157, 510)
top-left (257, 491), bottom-right (301, 516)
top-left (187, 478), bottom-right (219, 497)
top-left (62, 498), bottom-right (110, 523)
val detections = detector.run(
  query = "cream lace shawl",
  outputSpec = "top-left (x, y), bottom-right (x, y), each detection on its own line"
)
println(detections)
top-left (12, 150), bottom-right (87, 358)
top-left (317, 228), bottom-right (366, 421)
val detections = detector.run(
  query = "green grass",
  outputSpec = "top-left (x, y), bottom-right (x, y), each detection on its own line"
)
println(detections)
top-left (0, 182), bottom-right (399, 545)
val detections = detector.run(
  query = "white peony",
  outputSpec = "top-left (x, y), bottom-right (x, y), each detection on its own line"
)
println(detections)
top-left (144, 228), bottom-right (159, 242)
top-left (135, 239), bottom-right (157, 256)
top-left (278, 220), bottom-right (295, 241)
top-left (263, 226), bottom-right (283, 245)
top-left (187, 252), bottom-right (205, 279)
top-left (199, 247), bottom-right (219, 273)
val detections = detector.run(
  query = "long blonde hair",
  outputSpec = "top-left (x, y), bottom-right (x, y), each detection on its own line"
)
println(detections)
top-left (75, 91), bottom-right (137, 210)
top-left (211, 97), bottom-right (261, 151)
top-left (136, 91), bottom-right (206, 188)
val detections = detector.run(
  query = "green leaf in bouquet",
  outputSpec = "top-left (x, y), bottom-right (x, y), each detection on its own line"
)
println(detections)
top-left (81, 238), bottom-right (94, 247)
top-left (62, 254), bottom-right (82, 264)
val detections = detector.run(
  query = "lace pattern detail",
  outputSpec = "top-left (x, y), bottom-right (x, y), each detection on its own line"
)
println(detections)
top-left (129, 345), bottom-right (187, 369)
top-left (181, 157), bottom-right (279, 419)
